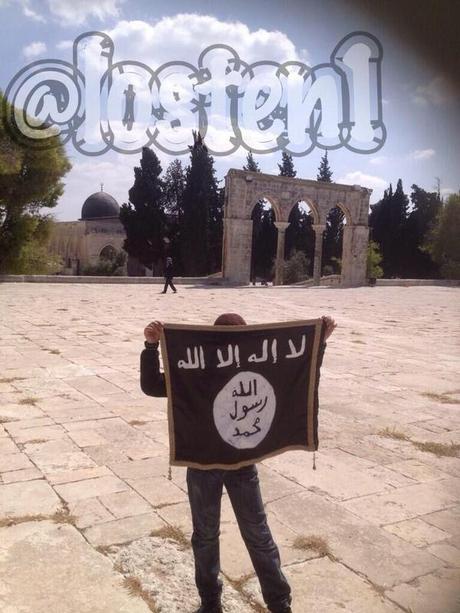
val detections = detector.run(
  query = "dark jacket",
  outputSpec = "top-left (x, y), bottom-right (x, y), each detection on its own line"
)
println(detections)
top-left (141, 342), bottom-right (167, 397)
top-left (164, 260), bottom-right (174, 278)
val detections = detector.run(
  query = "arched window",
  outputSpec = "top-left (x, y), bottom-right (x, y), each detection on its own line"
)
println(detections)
top-left (100, 245), bottom-right (117, 261)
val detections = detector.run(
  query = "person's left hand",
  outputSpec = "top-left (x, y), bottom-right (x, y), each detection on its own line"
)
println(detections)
top-left (322, 315), bottom-right (337, 340)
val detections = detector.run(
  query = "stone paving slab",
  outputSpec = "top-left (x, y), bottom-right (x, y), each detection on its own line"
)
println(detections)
top-left (386, 567), bottom-right (460, 613)
top-left (0, 284), bottom-right (459, 612)
top-left (54, 474), bottom-right (130, 502)
top-left (83, 512), bottom-right (167, 547)
top-left (245, 557), bottom-right (403, 612)
top-left (0, 480), bottom-right (62, 517)
top-left (268, 490), bottom-right (444, 587)
top-left (0, 521), bottom-right (151, 613)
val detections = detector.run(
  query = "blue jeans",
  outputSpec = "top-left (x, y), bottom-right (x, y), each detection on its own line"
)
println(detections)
top-left (186, 465), bottom-right (291, 612)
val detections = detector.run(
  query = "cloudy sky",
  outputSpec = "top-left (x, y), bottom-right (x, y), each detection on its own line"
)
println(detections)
top-left (0, 0), bottom-right (459, 220)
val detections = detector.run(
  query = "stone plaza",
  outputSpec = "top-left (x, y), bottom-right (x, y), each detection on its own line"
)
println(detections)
top-left (0, 282), bottom-right (459, 612)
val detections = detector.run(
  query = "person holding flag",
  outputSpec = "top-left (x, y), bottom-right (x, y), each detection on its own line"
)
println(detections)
top-left (141, 313), bottom-right (336, 613)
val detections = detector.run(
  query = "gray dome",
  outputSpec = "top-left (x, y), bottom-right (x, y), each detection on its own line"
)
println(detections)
top-left (81, 191), bottom-right (119, 220)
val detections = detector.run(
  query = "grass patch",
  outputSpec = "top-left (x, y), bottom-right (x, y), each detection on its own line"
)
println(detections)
top-left (378, 427), bottom-right (460, 458)
top-left (129, 420), bottom-right (148, 426)
top-left (293, 535), bottom-right (332, 557)
top-left (95, 544), bottom-right (117, 555)
top-left (48, 349), bottom-right (61, 355)
top-left (0, 508), bottom-right (76, 529)
top-left (150, 524), bottom-right (191, 549)
top-left (369, 582), bottom-right (386, 597)
top-left (231, 572), bottom-right (254, 591)
top-left (26, 438), bottom-right (47, 445)
top-left (0, 416), bottom-right (17, 423)
top-left (122, 576), bottom-right (159, 612)
top-left (0, 377), bottom-right (26, 384)
top-left (412, 440), bottom-right (460, 458)
top-left (351, 339), bottom-right (365, 344)
top-left (52, 507), bottom-right (77, 526)
top-left (225, 574), bottom-right (265, 613)
top-left (19, 397), bottom-right (38, 406)
top-left (421, 392), bottom-right (460, 405)
top-left (378, 427), bottom-right (411, 441)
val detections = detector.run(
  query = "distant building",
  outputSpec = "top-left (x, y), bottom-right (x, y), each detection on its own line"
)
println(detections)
top-left (49, 187), bottom-right (130, 275)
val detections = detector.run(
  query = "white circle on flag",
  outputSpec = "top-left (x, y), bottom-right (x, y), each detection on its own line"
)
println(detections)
top-left (213, 371), bottom-right (276, 449)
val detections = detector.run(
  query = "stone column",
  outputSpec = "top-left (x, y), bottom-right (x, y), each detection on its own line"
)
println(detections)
top-left (274, 221), bottom-right (290, 286)
top-left (222, 217), bottom-right (253, 284)
top-left (312, 224), bottom-right (326, 286)
top-left (341, 224), bottom-right (369, 286)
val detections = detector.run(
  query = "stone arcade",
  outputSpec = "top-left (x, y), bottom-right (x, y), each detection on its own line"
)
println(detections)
top-left (222, 169), bottom-right (372, 286)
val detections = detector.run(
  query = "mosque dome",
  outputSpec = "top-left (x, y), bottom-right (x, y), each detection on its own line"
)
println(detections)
top-left (81, 188), bottom-right (120, 220)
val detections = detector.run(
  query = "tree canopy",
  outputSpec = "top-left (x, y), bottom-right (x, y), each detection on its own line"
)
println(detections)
top-left (316, 151), bottom-right (332, 182)
top-left (0, 92), bottom-right (71, 273)
top-left (424, 192), bottom-right (460, 279)
top-left (180, 131), bottom-right (221, 275)
top-left (119, 147), bottom-right (167, 270)
top-left (278, 152), bottom-right (297, 177)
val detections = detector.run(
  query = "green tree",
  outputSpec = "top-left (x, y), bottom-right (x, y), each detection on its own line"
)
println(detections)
top-left (0, 93), bottom-right (71, 273)
top-left (180, 131), bottom-right (220, 275)
top-left (6, 215), bottom-right (62, 274)
top-left (424, 193), bottom-right (460, 279)
top-left (316, 151), bottom-right (332, 182)
top-left (243, 151), bottom-right (266, 280)
top-left (367, 240), bottom-right (384, 279)
top-left (316, 150), bottom-right (344, 273)
top-left (119, 147), bottom-right (167, 271)
top-left (369, 179), bottom-right (409, 277)
top-left (163, 159), bottom-right (186, 272)
top-left (278, 151), bottom-right (297, 177)
top-left (243, 150), bottom-right (260, 172)
top-left (404, 184), bottom-right (442, 277)
top-left (283, 250), bottom-right (310, 284)
top-left (82, 248), bottom-right (126, 276)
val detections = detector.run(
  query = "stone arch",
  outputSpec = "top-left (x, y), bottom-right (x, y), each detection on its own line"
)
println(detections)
top-left (285, 200), bottom-right (316, 277)
top-left (249, 197), bottom-right (277, 283)
top-left (247, 193), bottom-right (281, 221)
top-left (290, 193), bottom-right (320, 225)
top-left (322, 202), bottom-right (348, 276)
top-left (100, 244), bottom-right (117, 260)
top-left (222, 169), bottom-right (371, 286)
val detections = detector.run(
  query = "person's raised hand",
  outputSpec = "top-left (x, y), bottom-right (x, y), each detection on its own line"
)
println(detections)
top-left (144, 321), bottom-right (163, 343)
top-left (322, 315), bottom-right (337, 340)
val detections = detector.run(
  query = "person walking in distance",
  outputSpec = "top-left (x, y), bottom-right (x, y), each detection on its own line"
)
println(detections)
top-left (162, 256), bottom-right (177, 294)
top-left (140, 312), bottom-right (337, 612)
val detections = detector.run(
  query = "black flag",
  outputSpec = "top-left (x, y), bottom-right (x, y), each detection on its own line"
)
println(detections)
top-left (160, 319), bottom-right (326, 469)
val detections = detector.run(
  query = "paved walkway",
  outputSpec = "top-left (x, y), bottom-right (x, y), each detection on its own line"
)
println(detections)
top-left (0, 283), bottom-right (459, 613)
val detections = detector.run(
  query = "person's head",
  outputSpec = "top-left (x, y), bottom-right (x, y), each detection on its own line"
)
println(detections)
top-left (213, 313), bottom-right (246, 326)
top-left (166, 257), bottom-right (172, 265)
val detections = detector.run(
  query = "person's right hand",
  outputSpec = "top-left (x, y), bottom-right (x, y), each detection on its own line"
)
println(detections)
top-left (144, 321), bottom-right (163, 343)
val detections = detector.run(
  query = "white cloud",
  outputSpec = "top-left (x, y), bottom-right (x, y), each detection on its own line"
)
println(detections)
top-left (46, 0), bottom-right (125, 26)
top-left (409, 149), bottom-right (435, 160)
top-left (56, 40), bottom-right (73, 50)
top-left (337, 171), bottom-right (388, 202)
top-left (369, 155), bottom-right (388, 166)
top-left (1, 0), bottom-right (46, 21)
top-left (23, 4), bottom-right (46, 22)
top-left (441, 187), bottom-right (456, 198)
top-left (412, 75), bottom-right (458, 107)
top-left (23, 41), bottom-right (47, 58)
top-left (54, 15), bottom-right (308, 218)
top-left (107, 14), bottom-right (301, 67)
